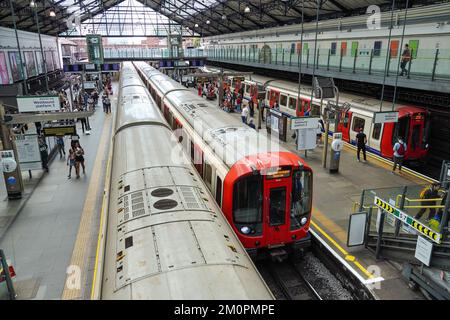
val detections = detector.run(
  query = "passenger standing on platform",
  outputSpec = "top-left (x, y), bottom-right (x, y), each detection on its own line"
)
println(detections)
top-left (74, 142), bottom-right (85, 178)
top-left (356, 128), bottom-right (367, 162)
top-left (39, 136), bottom-right (49, 173)
top-left (105, 96), bottom-right (111, 114)
top-left (67, 148), bottom-right (76, 179)
top-left (56, 136), bottom-right (66, 159)
top-left (399, 44), bottom-right (411, 76)
top-left (241, 104), bottom-right (249, 124)
top-left (392, 137), bottom-right (407, 173)
top-left (414, 183), bottom-right (441, 222)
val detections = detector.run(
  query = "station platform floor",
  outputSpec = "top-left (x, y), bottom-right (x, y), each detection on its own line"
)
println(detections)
top-left (0, 87), bottom-right (116, 300)
top-left (221, 106), bottom-right (427, 300)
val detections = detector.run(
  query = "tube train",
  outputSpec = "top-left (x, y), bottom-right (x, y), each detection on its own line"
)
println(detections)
top-left (203, 3), bottom-right (450, 77)
top-left (222, 71), bottom-right (430, 163)
top-left (133, 61), bottom-right (313, 259)
top-left (100, 62), bottom-right (273, 299)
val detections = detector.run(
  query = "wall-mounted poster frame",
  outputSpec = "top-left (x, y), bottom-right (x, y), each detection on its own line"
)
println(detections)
top-left (45, 51), bottom-right (54, 72)
top-left (0, 52), bottom-right (10, 84)
top-left (8, 51), bottom-right (24, 82)
top-left (24, 51), bottom-right (37, 77)
top-left (35, 51), bottom-right (44, 74)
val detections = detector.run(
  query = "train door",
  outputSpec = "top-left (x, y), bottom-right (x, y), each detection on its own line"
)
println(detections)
top-left (268, 89), bottom-right (280, 108)
top-left (263, 176), bottom-right (291, 246)
top-left (337, 111), bottom-right (352, 142)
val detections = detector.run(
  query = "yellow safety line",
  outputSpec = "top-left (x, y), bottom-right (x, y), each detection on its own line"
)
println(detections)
top-left (90, 146), bottom-right (112, 300)
top-left (311, 219), bottom-right (374, 279)
top-left (61, 115), bottom-right (112, 300)
top-left (343, 143), bottom-right (435, 184)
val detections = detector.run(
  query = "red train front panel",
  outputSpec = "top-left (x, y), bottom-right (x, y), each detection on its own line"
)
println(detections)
top-left (222, 152), bottom-right (313, 254)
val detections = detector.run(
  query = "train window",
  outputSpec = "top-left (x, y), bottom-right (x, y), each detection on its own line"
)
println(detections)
top-left (331, 42), bottom-right (337, 55)
top-left (288, 97), bottom-right (297, 110)
top-left (245, 84), bottom-right (251, 94)
top-left (233, 175), bottom-right (262, 224)
top-left (216, 176), bottom-right (222, 206)
top-left (374, 41), bottom-right (382, 56)
top-left (342, 112), bottom-right (350, 128)
top-left (204, 163), bottom-right (212, 190)
top-left (291, 170), bottom-right (312, 230)
top-left (269, 187), bottom-right (286, 226)
top-left (280, 94), bottom-right (288, 107)
top-left (392, 117), bottom-right (409, 145)
top-left (352, 117), bottom-right (365, 132)
top-left (372, 123), bottom-right (382, 140)
top-left (411, 125), bottom-right (421, 151)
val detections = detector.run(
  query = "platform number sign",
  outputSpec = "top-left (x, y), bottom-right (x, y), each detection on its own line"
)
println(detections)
top-left (374, 196), bottom-right (442, 244)
top-left (86, 34), bottom-right (104, 64)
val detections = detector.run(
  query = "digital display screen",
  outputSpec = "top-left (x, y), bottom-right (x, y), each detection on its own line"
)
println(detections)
top-left (263, 167), bottom-right (291, 179)
top-left (84, 64), bottom-right (96, 71)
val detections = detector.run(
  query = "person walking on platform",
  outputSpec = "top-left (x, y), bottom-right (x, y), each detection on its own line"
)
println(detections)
top-left (392, 137), bottom-right (407, 173)
top-left (241, 104), bottom-right (249, 124)
top-left (414, 183), bottom-right (441, 222)
top-left (399, 44), bottom-right (411, 76)
top-left (356, 128), bottom-right (367, 162)
top-left (67, 148), bottom-right (76, 179)
top-left (105, 96), bottom-right (111, 114)
top-left (248, 118), bottom-right (256, 129)
top-left (74, 142), bottom-right (85, 178)
top-left (56, 136), bottom-right (66, 159)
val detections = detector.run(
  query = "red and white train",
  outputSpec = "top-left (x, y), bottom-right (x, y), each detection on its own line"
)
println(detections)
top-left (133, 61), bottom-right (313, 259)
top-left (227, 73), bottom-right (430, 163)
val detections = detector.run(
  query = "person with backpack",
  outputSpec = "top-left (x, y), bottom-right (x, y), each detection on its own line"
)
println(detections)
top-left (392, 137), bottom-right (407, 173)
top-left (414, 183), bottom-right (441, 222)
top-left (399, 44), bottom-right (411, 77)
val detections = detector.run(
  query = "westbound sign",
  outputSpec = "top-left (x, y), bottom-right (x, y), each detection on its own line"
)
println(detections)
top-left (17, 96), bottom-right (59, 113)
top-left (373, 111), bottom-right (399, 124)
top-left (291, 117), bottom-right (320, 130)
top-left (374, 196), bottom-right (442, 244)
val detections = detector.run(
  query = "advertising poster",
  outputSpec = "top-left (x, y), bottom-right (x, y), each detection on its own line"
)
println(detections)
top-left (45, 51), bottom-right (54, 72)
top-left (52, 51), bottom-right (60, 69)
top-left (8, 51), bottom-right (24, 82)
top-left (0, 52), bottom-right (9, 84)
top-left (35, 51), bottom-right (44, 74)
top-left (24, 51), bottom-right (37, 77)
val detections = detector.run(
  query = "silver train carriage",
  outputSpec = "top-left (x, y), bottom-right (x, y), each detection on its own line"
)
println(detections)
top-left (100, 62), bottom-right (273, 299)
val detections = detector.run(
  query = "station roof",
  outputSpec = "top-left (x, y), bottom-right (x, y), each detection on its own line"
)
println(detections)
top-left (0, 0), bottom-right (442, 37)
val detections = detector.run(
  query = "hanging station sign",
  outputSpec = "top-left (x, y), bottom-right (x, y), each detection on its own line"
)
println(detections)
top-left (86, 34), bottom-right (104, 64)
top-left (17, 95), bottom-right (59, 113)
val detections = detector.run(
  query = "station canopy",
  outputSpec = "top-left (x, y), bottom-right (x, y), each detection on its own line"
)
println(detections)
top-left (0, 0), bottom-right (442, 37)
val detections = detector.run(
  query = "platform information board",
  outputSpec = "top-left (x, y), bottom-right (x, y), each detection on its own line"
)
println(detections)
top-left (415, 236), bottom-right (433, 266)
top-left (17, 95), bottom-right (59, 112)
top-left (13, 134), bottom-right (42, 171)
top-left (374, 196), bottom-right (442, 244)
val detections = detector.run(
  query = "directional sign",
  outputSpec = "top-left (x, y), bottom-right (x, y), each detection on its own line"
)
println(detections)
top-left (291, 117), bottom-right (320, 130)
top-left (374, 196), bottom-right (442, 244)
top-left (373, 111), bottom-right (399, 124)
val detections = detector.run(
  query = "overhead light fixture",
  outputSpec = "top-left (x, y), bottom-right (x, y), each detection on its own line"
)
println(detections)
top-left (194, 23), bottom-right (199, 27)
top-left (30, 0), bottom-right (36, 7)
top-left (222, 14), bottom-right (226, 20)
top-left (206, 20), bottom-right (210, 24)
top-left (244, 6), bottom-right (250, 13)
top-left (49, 8), bottom-right (56, 17)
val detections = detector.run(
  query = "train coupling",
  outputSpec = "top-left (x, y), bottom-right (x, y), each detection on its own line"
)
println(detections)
top-left (269, 248), bottom-right (288, 262)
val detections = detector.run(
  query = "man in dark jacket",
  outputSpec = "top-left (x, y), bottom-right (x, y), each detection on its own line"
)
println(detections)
top-left (414, 183), bottom-right (441, 221)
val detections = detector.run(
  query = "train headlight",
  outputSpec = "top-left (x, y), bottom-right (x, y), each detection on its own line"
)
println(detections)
top-left (301, 217), bottom-right (308, 226)
top-left (240, 226), bottom-right (251, 234)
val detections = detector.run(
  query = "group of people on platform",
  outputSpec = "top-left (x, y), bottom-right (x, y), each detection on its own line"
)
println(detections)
top-left (197, 81), bottom-right (218, 100)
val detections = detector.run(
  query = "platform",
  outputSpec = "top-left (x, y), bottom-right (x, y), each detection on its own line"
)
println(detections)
top-left (0, 87), bottom-right (116, 300)
top-left (220, 105), bottom-right (427, 300)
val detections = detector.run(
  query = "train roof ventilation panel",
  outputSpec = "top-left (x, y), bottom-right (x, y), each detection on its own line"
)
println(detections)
top-left (153, 199), bottom-right (178, 210)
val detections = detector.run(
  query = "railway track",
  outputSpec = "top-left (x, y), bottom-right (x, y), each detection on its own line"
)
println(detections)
top-left (256, 259), bottom-right (322, 300)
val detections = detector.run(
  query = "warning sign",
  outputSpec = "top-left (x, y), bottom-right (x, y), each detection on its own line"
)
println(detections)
top-left (374, 196), bottom-right (442, 244)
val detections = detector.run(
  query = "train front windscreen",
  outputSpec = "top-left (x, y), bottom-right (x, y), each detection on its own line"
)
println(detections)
top-left (232, 166), bottom-right (312, 243)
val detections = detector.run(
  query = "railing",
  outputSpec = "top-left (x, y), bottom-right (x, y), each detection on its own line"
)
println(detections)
top-left (206, 47), bottom-right (450, 82)
top-left (103, 48), bottom-right (206, 60)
